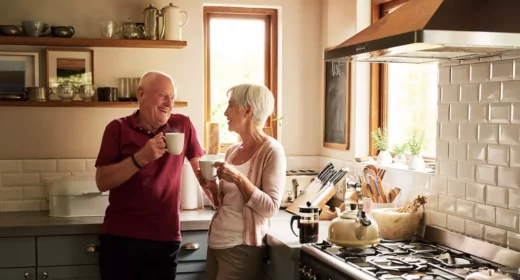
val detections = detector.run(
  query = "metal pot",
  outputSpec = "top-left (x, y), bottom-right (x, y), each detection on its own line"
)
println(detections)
top-left (22, 87), bottom-right (47, 101)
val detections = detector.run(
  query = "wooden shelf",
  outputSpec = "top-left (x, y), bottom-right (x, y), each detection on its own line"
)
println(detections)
top-left (0, 36), bottom-right (187, 49)
top-left (0, 100), bottom-right (188, 108)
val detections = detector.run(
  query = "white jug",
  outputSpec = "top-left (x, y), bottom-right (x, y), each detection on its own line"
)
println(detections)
top-left (161, 3), bottom-right (189, 40)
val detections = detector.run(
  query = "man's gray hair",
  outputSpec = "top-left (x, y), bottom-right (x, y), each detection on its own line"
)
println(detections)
top-left (227, 83), bottom-right (275, 126)
top-left (138, 70), bottom-right (178, 99)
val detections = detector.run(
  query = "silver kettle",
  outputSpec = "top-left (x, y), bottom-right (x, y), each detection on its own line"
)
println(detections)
top-left (143, 4), bottom-right (165, 40)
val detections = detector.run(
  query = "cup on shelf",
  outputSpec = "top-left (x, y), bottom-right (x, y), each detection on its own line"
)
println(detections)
top-left (100, 20), bottom-right (121, 39)
top-left (97, 87), bottom-right (118, 101)
top-left (118, 78), bottom-right (132, 101)
top-left (78, 85), bottom-right (96, 101)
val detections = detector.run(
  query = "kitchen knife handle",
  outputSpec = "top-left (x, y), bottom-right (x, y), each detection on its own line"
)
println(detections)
top-left (316, 163), bottom-right (334, 180)
top-left (324, 170), bottom-right (337, 184)
top-left (319, 169), bottom-right (333, 183)
top-left (332, 168), bottom-right (349, 185)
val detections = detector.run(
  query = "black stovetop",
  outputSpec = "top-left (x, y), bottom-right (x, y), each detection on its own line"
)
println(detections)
top-left (311, 239), bottom-right (502, 279)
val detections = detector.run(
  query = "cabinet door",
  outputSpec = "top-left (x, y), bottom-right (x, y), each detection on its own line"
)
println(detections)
top-left (177, 273), bottom-right (205, 280)
top-left (37, 235), bottom-right (99, 266)
top-left (0, 268), bottom-right (36, 280)
top-left (178, 231), bottom-right (208, 262)
top-left (37, 265), bottom-right (100, 280)
top-left (0, 237), bottom-right (36, 268)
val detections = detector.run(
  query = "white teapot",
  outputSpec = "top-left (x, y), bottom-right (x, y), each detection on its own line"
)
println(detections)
top-left (161, 2), bottom-right (189, 40)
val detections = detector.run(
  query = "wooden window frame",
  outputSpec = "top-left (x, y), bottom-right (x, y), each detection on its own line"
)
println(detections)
top-left (369, 0), bottom-right (410, 156)
top-left (203, 7), bottom-right (278, 151)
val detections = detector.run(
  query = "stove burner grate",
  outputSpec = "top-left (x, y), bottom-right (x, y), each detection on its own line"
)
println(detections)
top-left (338, 246), bottom-right (378, 258)
top-left (368, 257), bottom-right (430, 273)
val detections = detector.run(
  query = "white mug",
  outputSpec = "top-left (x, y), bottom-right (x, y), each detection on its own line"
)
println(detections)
top-left (165, 133), bottom-right (184, 155)
top-left (199, 159), bottom-right (217, 181)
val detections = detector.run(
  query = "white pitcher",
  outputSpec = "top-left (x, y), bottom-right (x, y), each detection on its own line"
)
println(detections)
top-left (161, 3), bottom-right (189, 40)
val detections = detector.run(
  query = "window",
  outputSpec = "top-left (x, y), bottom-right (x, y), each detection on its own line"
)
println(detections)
top-left (370, 0), bottom-right (438, 158)
top-left (203, 7), bottom-right (278, 151)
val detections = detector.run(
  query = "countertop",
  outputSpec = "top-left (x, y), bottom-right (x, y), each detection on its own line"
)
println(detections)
top-left (0, 209), bottom-right (329, 260)
top-left (0, 209), bottom-right (216, 237)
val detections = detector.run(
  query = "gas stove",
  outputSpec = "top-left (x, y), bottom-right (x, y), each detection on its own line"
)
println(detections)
top-left (300, 225), bottom-right (520, 280)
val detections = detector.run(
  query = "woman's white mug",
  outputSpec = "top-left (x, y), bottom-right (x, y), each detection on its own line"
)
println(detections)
top-left (199, 159), bottom-right (217, 181)
top-left (165, 133), bottom-right (184, 155)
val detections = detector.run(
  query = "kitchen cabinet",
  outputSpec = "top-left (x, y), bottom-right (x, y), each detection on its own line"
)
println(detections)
top-left (0, 237), bottom-right (36, 268)
top-left (0, 268), bottom-right (36, 280)
top-left (37, 265), bottom-right (100, 280)
top-left (0, 230), bottom-right (209, 280)
top-left (267, 246), bottom-right (300, 280)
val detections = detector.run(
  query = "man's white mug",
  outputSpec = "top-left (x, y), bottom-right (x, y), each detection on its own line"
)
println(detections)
top-left (165, 133), bottom-right (184, 155)
top-left (199, 159), bottom-right (217, 181)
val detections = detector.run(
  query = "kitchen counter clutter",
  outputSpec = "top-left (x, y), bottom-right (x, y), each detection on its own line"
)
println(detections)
top-left (0, 208), bottom-right (318, 256)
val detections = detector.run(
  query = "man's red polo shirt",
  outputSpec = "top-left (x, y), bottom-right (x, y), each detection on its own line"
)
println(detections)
top-left (95, 111), bottom-right (205, 242)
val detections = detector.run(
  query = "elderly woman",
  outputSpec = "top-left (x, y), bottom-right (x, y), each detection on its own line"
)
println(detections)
top-left (200, 83), bottom-right (286, 280)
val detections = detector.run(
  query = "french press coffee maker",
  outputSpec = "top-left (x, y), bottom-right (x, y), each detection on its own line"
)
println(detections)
top-left (290, 201), bottom-right (321, 244)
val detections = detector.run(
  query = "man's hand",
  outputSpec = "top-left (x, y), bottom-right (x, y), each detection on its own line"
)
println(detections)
top-left (134, 133), bottom-right (167, 166)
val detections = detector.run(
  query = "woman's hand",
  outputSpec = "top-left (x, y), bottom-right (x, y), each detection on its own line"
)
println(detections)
top-left (214, 161), bottom-right (243, 184)
top-left (196, 169), bottom-right (218, 190)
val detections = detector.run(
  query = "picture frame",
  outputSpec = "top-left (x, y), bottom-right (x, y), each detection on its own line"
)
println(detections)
top-left (45, 48), bottom-right (94, 89)
top-left (0, 51), bottom-right (39, 93)
top-left (323, 58), bottom-right (351, 150)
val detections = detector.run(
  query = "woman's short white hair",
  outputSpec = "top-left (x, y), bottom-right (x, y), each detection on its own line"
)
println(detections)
top-left (227, 83), bottom-right (274, 126)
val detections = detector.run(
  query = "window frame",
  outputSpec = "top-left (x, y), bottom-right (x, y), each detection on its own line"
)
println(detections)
top-left (370, 0), bottom-right (436, 158)
top-left (203, 6), bottom-right (279, 151)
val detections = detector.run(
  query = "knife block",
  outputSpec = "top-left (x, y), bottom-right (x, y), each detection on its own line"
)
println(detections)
top-left (285, 180), bottom-right (322, 214)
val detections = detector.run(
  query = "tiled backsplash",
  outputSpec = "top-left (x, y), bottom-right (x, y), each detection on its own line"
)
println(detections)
top-left (0, 159), bottom-right (96, 212)
top-left (432, 52), bottom-right (520, 250)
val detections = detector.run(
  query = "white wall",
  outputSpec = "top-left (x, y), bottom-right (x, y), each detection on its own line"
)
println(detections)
top-left (0, 0), bottom-right (323, 159)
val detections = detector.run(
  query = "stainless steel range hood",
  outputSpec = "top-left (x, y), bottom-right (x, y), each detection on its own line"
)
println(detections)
top-left (324, 0), bottom-right (520, 64)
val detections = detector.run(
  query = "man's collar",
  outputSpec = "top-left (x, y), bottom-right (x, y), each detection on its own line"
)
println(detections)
top-left (128, 109), bottom-right (172, 134)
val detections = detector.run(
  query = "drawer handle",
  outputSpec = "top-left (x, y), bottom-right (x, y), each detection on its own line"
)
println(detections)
top-left (24, 272), bottom-right (31, 280)
top-left (182, 242), bottom-right (200, 250)
top-left (85, 244), bottom-right (100, 253)
top-left (40, 272), bottom-right (48, 280)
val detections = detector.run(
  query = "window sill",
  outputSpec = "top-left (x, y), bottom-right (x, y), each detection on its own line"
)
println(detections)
top-left (359, 158), bottom-right (436, 175)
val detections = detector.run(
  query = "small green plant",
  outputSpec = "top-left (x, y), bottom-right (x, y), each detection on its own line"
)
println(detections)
top-left (408, 130), bottom-right (425, 156)
top-left (371, 127), bottom-right (389, 152)
top-left (272, 113), bottom-right (284, 127)
top-left (392, 143), bottom-right (408, 156)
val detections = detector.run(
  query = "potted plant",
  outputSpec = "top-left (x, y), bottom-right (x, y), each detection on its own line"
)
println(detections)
top-left (408, 130), bottom-right (425, 170)
top-left (392, 143), bottom-right (408, 164)
top-left (371, 127), bottom-right (392, 165)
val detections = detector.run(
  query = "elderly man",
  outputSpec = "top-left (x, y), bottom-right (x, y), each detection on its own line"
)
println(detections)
top-left (95, 71), bottom-right (208, 280)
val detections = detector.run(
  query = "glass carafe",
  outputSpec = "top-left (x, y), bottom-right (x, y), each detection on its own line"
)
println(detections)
top-left (123, 18), bottom-right (144, 39)
top-left (290, 201), bottom-right (320, 244)
top-left (56, 84), bottom-right (77, 101)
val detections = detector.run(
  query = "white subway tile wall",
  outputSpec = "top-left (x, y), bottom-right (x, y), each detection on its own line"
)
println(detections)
top-left (0, 159), bottom-right (95, 212)
top-left (432, 55), bottom-right (520, 248)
